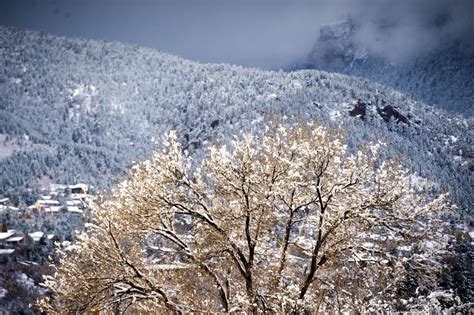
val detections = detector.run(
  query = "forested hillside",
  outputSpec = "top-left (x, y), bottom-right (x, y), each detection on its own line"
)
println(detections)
top-left (0, 26), bottom-right (472, 212)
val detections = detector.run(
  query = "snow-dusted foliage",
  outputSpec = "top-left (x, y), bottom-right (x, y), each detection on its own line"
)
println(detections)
top-left (38, 123), bottom-right (453, 313)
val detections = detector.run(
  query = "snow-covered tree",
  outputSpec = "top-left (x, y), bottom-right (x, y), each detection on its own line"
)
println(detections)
top-left (38, 122), bottom-right (453, 313)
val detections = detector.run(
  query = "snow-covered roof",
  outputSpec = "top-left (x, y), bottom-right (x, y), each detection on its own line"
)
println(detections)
top-left (50, 184), bottom-right (67, 193)
top-left (29, 231), bottom-right (44, 242)
top-left (38, 199), bottom-right (60, 205)
top-left (66, 200), bottom-right (82, 206)
top-left (0, 198), bottom-right (9, 204)
top-left (0, 205), bottom-right (19, 212)
top-left (6, 235), bottom-right (24, 242)
top-left (67, 206), bottom-right (84, 214)
top-left (0, 249), bottom-right (15, 255)
top-left (44, 206), bottom-right (61, 213)
top-left (0, 230), bottom-right (15, 240)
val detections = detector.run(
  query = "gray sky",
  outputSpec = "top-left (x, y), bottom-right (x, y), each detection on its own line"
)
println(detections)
top-left (1, 0), bottom-right (473, 69)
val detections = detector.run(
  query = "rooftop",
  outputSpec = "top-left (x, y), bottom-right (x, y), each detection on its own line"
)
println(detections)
top-left (6, 236), bottom-right (24, 242)
top-left (29, 231), bottom-right (44, 242)
top-left (0, 230), bottom-right (15, 240)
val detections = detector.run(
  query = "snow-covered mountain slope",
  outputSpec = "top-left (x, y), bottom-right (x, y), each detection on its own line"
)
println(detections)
top-left (301, 17), bottom-right (474, 117)
top-left (0, 26), bottom-right (472, 211)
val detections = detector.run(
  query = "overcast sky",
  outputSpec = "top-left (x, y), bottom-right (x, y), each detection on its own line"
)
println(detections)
top-left (1, 0), bottom-right (473, 69)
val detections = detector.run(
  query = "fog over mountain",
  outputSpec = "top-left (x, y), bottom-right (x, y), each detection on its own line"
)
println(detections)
top-left (328, 0), bottom-right (474, 63)
top-left (1, 0), bottom-right (473, 69)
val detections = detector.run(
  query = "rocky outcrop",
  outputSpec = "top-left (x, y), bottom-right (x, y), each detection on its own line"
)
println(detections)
top-left (377, 104), bottom-right (410, 125)
top-left (349, 99), bottom-right (367, 120)
top-left (307, 16), bottom-right (358, 70)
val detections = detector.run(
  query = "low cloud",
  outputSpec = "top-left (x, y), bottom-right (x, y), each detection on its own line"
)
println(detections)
top-left (0, 0), bottom-right (473, 69)
top-left (348, 0), bottom-right (474, 62)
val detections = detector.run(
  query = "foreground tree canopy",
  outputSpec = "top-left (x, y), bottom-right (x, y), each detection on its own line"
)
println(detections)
top-left (38, 122), bottom-right (453, 313)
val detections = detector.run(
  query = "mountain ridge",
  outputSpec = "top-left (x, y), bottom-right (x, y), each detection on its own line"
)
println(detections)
top-left (0, 25), bottom-right (472, 211)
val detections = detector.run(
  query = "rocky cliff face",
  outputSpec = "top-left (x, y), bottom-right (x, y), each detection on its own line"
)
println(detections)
top-left (307, 16), bottom-right (360, 71)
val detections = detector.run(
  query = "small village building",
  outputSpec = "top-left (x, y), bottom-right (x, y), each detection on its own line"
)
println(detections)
top-left (29, 231), bottom-right (44, 242)
top-left (67, 206), bottom-right (84, 214)
top-left (44, 206), bottom-right (62, 213)
top-left (0, 198), bottom-right (11, 212)
top-left (35, 199), bottom-right (60, 211)
top-left (50, 184), bottom-right (67, 194)
top-left (0, 248), bottom-right (15, 264)
top-left (0, 230), bottom-right (15, 242)
top-left (68, 183), bottom-right (88, 194)
top-left (6, 235), bottom-right (24, 244)
top-left (66, 200), bottom-right (83, 207)
top-left (0, 198), bottom-right (10, 206)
